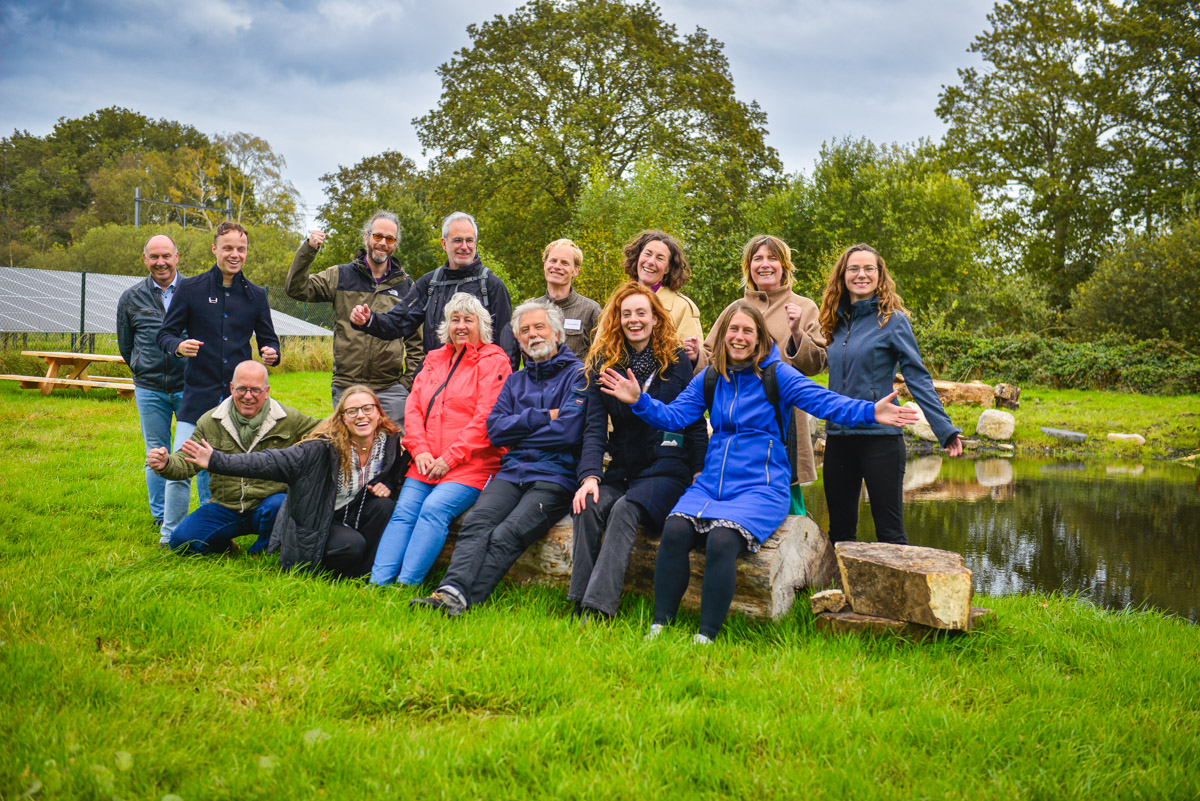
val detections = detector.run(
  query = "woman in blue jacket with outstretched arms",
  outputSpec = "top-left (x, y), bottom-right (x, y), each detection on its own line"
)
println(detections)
top-left (600, 301), bottom-right (918, 643)
top-left (818, 244), bottom-right (963, 546)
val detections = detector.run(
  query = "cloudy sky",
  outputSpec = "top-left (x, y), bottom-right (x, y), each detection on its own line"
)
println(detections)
top-left (0, 0), bottom-right (993, 228)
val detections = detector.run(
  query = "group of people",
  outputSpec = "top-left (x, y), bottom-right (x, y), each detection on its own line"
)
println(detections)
top-left (118, 210), bottom-right (961, 643)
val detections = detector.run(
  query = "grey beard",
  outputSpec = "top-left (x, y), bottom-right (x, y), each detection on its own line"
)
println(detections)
top-left (368, 250), bottom-right (388, 265)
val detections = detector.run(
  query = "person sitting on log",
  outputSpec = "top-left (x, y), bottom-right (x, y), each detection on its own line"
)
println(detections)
top-left (569, 282), bottom-right (707, 621)
top-left (599, 302), bottom-right (919, 644)
top-left (410, 298), bottom-right (587, 616)
top-left (176, 385), bottom-right (405, 578)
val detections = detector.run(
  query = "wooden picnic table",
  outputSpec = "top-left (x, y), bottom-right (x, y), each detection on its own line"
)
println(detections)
top-left (0, 351), bottom-right (134, 397)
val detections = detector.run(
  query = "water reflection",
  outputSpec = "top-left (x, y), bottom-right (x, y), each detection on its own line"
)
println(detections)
top-left (806, 457), bottom-right (1200, 623)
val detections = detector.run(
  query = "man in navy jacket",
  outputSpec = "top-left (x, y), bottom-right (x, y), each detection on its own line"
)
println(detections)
top-left (156, 221), bottom-right (281, 542)
top-left (412, 298), bottom-right (586, 615)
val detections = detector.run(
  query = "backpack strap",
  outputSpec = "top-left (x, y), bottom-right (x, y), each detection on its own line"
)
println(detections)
top-left (426, 264), bottom-right (490, 308)
top-left (762, 361), bottom-right (788, 444)
top-left (703, 365), bottom-right (718, 410)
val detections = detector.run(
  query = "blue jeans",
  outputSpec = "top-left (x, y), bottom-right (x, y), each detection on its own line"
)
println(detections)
top-left (168, 493), bottom-right (286, 555)
top-left (133, 386), bottom-right (183, 522)
top-left (160, 420), bottom-right (211, 543)
top-left (370, 479), bottom-right (480, 586)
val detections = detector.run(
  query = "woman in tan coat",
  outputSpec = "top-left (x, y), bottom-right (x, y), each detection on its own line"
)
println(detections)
top-left (701, 235), bottom-right (827, 512)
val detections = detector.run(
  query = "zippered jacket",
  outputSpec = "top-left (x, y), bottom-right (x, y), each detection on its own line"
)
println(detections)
top-left (578, 346), bottom-right (707, 525)
top-left (155, 397), bottom-right (321, 512)
top-left (486, 344), bottom-right (588, 491)
top-left (286, 242), bottom-right (424, 389)
top-left (403, 340), bottom-right (512, 490)
top-left (116, 275), bottom-right (186, 393)
top-left (631, 345), bottom-right (876, 542)
top-left (157, 265), bottom-right (281, 423)
top-left (826, 297), bottom-right (961, 447)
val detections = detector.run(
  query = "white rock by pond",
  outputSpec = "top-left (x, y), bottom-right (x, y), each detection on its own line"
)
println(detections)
top-left (1107, 433), bottom-right (1146, 445)
top-left (904, 401), bottom-right (939, 442)
top-left (976, 408), bottom-right (1016, 441)
top-left (1041, 426), bottom-right (1088, 443)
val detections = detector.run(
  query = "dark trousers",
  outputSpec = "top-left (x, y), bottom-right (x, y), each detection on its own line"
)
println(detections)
top-left (823, 434), bottom-right (907, 545)
top-left (440, 479), bottom-right (572, 607)
top-left (569, 484), bottom-right (649, 617)
top-left (653, 516), bottom-right (748, 639)
top-left (323, 492), bottom-right (395, 578)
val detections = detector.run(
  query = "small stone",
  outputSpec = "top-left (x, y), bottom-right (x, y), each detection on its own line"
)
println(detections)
top-left (976, 409), bottom-right (1016, 441)
top-left (997, 443), bottom-right (1014, 451)
top-left (969, 606), bottom-right (996, 629)
top-left (1106, 433), bottom-right (1146, 445)
top-left (962, 438), bottom-right (980, 450)
top-left (810, 589), bottom-right (848, 614)
top-left (994, 383), bottom-right (1021, 410)
top-left (836, 542), bottom-right (973, 630)
top-left (1041, 426), bottom-right (1088, 443)
top-left (904, 402), bottom-right (938, 442)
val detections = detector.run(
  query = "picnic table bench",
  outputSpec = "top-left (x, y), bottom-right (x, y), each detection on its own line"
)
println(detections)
top-left (0, 351), bottom-right (134, 397)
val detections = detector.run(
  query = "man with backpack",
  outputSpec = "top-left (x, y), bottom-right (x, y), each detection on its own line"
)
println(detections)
top-left (350, 211), bottom-right (519, 370)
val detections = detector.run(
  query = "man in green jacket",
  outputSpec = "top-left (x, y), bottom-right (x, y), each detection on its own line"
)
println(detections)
top-left (146, 360), bottom-right (320, 555)
top-left (286, 210), bottom-right (423, 425)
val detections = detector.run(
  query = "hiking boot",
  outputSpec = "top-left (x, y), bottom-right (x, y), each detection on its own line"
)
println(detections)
top-left (410, 588), bottom-right (467, 617)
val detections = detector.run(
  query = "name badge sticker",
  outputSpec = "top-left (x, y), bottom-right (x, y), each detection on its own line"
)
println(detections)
top-left (564, 318), bottom-right (582, 331)
top-left (659, 431), bottom-right (683, 448)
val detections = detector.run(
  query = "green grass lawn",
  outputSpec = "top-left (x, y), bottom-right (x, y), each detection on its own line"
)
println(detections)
top-left (2, 375), bottom-right (1198, 800)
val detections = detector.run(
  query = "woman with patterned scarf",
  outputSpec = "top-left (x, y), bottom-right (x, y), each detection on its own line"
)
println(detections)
top-left (179, 385), bottom-right (405, 577)
top-left (569, 282), bottom-right (708, 620)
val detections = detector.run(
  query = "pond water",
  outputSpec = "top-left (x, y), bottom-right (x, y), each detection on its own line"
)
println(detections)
top-left (804, 457), bottom-right (1200, 623)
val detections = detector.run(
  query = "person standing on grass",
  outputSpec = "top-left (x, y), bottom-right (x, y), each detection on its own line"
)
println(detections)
top-left (369, 293), bottom-right (512, 586)
top-left (285, 210), bottom-right (424, 425)
top-left (818, 243), bottom-right (963, 546)
top-left (622, 229), bottom-right (704, 365)
top-left (179, 385), bottom-right (405, 577)
top-left (535, 238), bottom-right (600, 360)
top-left (146, 361), bottom-right (319, 556)
top-left (350, 211), bottom-right (520, 370)
top-left (569, 282), bottom-right (707, 621)
top-left (410, 299), bottom-right (586, 616)
top-left (700, 234), bottom-right (827, 516)
top-left (600, 302), bottom-right (918, 643)
top-left (117, 234), bottom-right (187, 540)
top-left (156, 221), bottom-right (281, 544)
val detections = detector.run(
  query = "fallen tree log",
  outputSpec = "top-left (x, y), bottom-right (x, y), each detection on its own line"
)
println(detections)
top-left (434, 514), bottom-right (837, 620)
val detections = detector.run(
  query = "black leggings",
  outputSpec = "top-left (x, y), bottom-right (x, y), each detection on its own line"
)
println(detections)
top-left (823, 434), bottom-right (907, 545)
top-left (653, 516), bottom-right (748, 639)
top-left (323, 492), bottom-right (395, 578)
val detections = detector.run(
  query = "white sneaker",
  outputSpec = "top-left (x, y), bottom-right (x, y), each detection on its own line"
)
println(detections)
top-left (692, 633), bottom-right (713, 645)
top-left (645, 623), bottom-right (665, 641)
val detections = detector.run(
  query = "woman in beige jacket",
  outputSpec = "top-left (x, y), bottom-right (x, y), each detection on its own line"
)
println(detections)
top-left (621, 230), bottom-right (704, 364)
top-left (700, 235), bottom-right (827, 511)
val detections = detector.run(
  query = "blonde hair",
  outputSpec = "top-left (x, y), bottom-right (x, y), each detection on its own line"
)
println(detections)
top-left (740, 234), bottom-right (795, 291)
top-left (304, 385), bottom-right (399, 479)
top-left (542, 238), bottom-right (583, 269)
top-left (710, 301), bottom-right (773, 380)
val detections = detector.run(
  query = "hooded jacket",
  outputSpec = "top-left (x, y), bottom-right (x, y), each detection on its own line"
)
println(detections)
top-left (157, 265), bottom-right (281, 424)
top-left (403, 340), bottom-right (512, 490)
top-left (207, 433), bottom-right (405, 572)
top-left (286, 242), bottom-right (425, 389)
top-left (631, 345), bottom-right (877, 542)
top-left (578, 346), bottom-right (708, 526)
top-left (486, 344), bottom-right (587, 491)
top-left (826, 296), bottom-right (961, 447)
top-left (116, 274), bottom-right (186, 393)
top-left (155, 396), bottom-right (321, 511)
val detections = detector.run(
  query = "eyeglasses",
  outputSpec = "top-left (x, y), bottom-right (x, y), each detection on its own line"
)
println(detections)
top-left (449, 237), bottom-right (476, 247)
top-left (233, 386), bottom-right (266, 397)
top-left (343, 403), bottom-right (378, 419)
top-left (370, 232), bottom-right (397, 245)
top-left (846, 266), bottom-right (878, 276)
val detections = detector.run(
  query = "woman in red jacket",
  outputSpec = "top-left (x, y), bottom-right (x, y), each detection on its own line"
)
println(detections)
top-left (370, 292), bottom-right (513, 585)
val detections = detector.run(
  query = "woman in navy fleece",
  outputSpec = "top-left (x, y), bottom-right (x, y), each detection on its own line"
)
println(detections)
top-left (817, 243), bottom-right (964, 546)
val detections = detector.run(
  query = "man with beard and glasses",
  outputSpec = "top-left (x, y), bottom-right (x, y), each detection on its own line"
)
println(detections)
top-left (350, 211), bottom-right (519, 370)
top-left (286, 210), bottom-right (424, 425)
top-left (410, 298), bottom-right (587, 616)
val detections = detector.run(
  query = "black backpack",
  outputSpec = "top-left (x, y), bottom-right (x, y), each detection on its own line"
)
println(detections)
top-left (425, 264), bottom-right (491, 307)
top-left (703, 363), bottom-right (799, 481)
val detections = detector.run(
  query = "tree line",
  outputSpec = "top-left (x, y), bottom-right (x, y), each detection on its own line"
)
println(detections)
top-left (2, 0), bottom-right (1196, 346)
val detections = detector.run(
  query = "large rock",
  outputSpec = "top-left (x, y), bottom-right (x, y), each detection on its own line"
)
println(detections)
top-left (835, 542), bottom-right (973, 630)
top-left (814, 610), bottom-right (935, 640)
top-left (976, 408), bottom-right (1016, 441)
top-left (993, 383), bottom-right (1021, 410)
top-left (895, 376), bottom-right (994, 406)
top-left (904, 401), bottom-right (938, 442)
top-left (1041, 426), bottom-right (1088, 443)
top-left (1106, 432), bottom-right (1146, 445)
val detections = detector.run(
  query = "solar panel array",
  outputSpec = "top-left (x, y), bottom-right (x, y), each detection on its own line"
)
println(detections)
top-left (0, 267), bottom-right (331, 337)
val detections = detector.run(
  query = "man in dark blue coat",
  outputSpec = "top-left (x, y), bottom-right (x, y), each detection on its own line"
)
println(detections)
top-left (411, 298), bottom-right (587, 615)
top-left (156, 221), bottom-right (281, 543)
